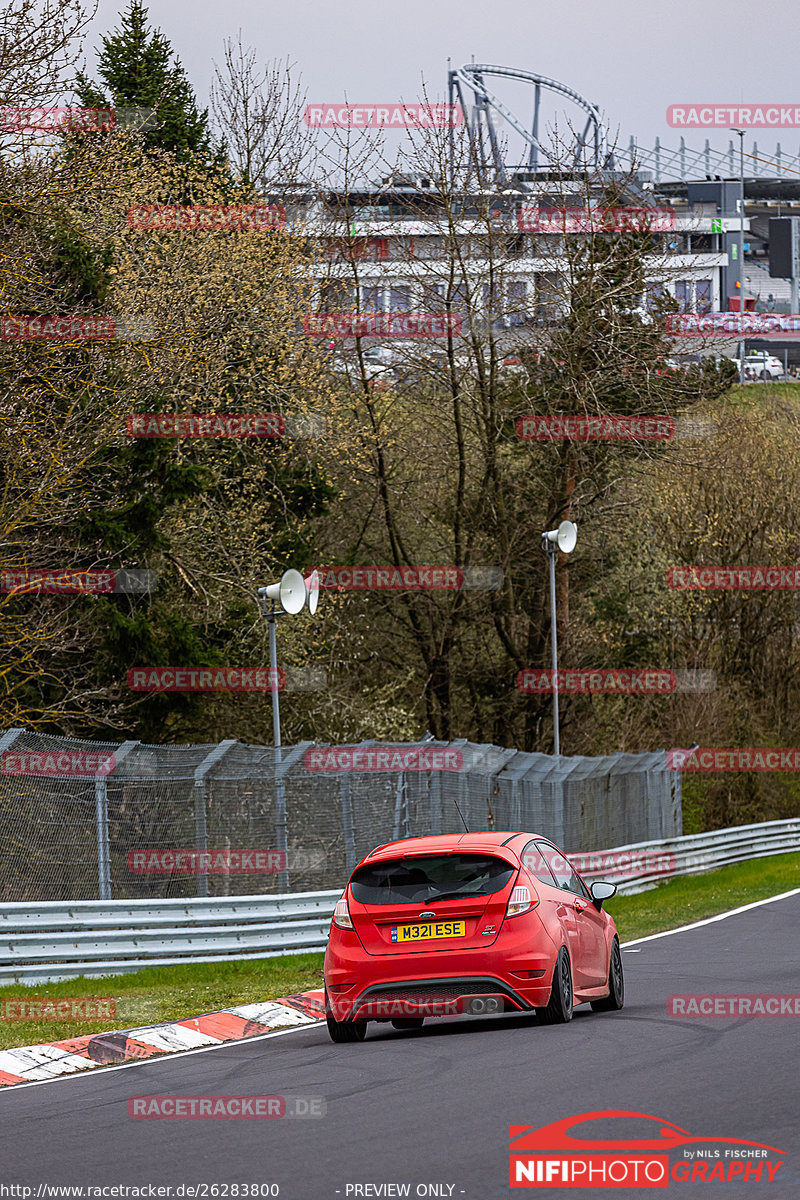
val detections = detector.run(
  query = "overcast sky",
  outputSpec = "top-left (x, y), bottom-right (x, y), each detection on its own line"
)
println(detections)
top-left (83, 0), bottom-right (800, 161)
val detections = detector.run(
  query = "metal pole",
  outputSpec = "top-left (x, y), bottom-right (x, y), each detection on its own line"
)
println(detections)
top-left (733, 129), bottom-right (746, 384)
top-left (548, 545), bottom-right (560, 756)
top-left (741, 133), bottom-right (746, 381)
top-left (95, 777), bottom-right (110, 900)
top-left (267, 605), bottom-right (289, 890)
top-left (268, 608), bottom-right (281, 748)
top-left (194, 779), bottom-right (209, 897)
top-left (340, 774), bottom-right (357, 874)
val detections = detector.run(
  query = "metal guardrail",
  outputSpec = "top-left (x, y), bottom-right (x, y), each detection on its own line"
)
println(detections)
top-left (0, 892), bottom-right (341, 984)
top-left (1, 819), bottom-right (798, 984)
top-left (574, 817), bottom-right (800, 896)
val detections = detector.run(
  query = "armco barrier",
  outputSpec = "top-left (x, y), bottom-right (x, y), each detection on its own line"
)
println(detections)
top-left (573, 817), bottom-right (800, 895)
top-left (1, 819), bottom-right (798, 984)
top-left (0, 891), bottom-right (340, 984)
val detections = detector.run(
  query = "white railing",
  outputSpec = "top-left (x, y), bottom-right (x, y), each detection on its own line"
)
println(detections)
top-left (2, 819), bottom-right (798, 984)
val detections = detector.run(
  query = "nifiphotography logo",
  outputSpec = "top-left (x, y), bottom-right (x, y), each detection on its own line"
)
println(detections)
top-left (509, 1110), bottom-right (784, 1187)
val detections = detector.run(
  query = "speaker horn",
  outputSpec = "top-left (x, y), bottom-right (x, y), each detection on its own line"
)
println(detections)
top-left (543, 520), bottom-right (578, 555)
top-left (305, 569), bottom-right (320, 616)
top-left (263, 568), bottom-right (307, 614)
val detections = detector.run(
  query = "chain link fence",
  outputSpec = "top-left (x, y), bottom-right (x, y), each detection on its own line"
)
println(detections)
top-left (0, 729), bottom-right (681, 901)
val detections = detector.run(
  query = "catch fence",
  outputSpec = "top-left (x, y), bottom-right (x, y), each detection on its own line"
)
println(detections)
top-left (0, 730), bottom-right (680, 902)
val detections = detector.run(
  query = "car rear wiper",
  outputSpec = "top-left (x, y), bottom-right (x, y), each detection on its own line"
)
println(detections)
top-left (423, 887), bottom-right (487, 903)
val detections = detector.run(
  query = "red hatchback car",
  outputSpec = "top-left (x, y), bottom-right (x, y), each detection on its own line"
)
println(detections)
top-left (324, 831), bottom-right (623, 1042)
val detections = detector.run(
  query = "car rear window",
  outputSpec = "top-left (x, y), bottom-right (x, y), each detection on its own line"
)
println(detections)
top-left (350, 854), bottom-right (516, 905)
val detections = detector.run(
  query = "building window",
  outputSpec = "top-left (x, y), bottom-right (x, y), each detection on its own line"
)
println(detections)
top-left (320, 281), bottom-right (353, 312)
top-left (507, 280), bottom-right (527, 326)
top-left (389, 286), bottom-right (411, 312)
top-left (674, 280), bottom-right (692, 312)
top-left (360, 285), bottom-right (385, 312)
top-left (695, 279), bottom-right (712, 314)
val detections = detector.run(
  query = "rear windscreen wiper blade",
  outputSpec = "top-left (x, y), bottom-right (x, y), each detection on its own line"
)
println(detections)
top-left (423, 888), bottom-right (487, 903)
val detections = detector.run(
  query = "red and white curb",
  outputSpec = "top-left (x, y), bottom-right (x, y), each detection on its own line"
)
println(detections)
top-left (0, 990), bottom-right (324, 1087)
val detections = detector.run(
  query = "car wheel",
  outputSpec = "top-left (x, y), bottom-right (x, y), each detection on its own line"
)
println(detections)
top-left (536, 946), bottom-right (573, 1024)
top-left (760, 371), bottom-right (768, 381)
top-left (324, 990), bottom-right (367, 1042)
top-left (326, 1014), bottom-right (367, 1042)
top-left (391, 1018), bottom-right (424, 1031)
top-left (591, 937), bottom-right (625, 1012)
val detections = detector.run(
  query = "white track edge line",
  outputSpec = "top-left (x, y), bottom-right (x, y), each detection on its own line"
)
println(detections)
top-left (620, 885), bottom-right (800, 947)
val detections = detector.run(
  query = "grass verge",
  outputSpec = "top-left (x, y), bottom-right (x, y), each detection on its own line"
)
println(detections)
top-left (0, 852), bottom-right (798, 1053)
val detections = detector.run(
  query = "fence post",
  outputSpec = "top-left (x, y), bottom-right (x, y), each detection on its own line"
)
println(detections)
top-left (96, 741), bottom-right (139, 900)
top-left (272, 741), bottom-right (314, 891)
top-left (392, 773), bottom-right (404, 841)
top-left (430, 770), bottom-right (442, 834)
top-left (340, 774), bottom-right (357, 874)
top-left (193, 740), bottom-right (237, 896)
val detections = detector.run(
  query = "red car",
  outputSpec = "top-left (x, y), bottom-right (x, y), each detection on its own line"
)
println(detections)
top-left (324, 831), bottom-right (623, 1042)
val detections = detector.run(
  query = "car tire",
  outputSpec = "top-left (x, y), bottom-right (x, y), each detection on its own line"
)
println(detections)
top-left (591, 937), bottom-right (625, 1012)
top-left (536, 946), bottom-right (573, 1024)
top-left (760, 371), bottom-right (768, 381)
top-left (326, 1014), bottom-right (367, 1043)
top-left (324, 990), bottom-right (367, 1042)
top-left (391, 1018), bottom-right (424, 1031)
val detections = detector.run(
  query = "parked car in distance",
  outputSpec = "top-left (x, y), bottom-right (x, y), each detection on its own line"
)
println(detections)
top-left (730, 352), bottom-right (784, 380)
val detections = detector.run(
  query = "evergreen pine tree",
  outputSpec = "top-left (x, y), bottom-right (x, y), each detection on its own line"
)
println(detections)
top-left (77, 0), bottom-right (216, 161)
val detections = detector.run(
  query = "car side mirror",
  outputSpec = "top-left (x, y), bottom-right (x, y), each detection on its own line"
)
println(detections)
top-left (590, 880), bottom-right (617, 910)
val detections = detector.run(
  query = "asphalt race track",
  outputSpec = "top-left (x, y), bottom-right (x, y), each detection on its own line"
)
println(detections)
top-left (1, 891), bottom-right (798, 1198)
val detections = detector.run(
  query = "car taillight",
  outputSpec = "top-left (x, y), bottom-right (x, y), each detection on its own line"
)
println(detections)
top-left (505, 885), bottom-right (536, 918)
top-left (333, 896), bottom-right (353, 929)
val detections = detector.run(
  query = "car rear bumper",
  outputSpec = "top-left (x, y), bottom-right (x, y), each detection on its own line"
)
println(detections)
top-left (332, 975), bottom-right (550, 1021)
top-left (325, 929), bottom-right (555, 1020)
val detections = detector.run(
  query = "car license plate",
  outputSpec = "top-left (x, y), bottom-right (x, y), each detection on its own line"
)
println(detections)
top-left (390, 920), bottom-right (466, 943)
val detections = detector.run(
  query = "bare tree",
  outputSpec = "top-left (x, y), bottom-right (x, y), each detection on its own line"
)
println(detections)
top-left (210, 38), bottom-right (312, 188)
top-left (0, 0), bottom-right (94, 109)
